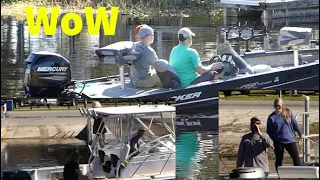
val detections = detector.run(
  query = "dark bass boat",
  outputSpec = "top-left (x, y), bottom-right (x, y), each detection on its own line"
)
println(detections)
top-left (23, 27), bottom-right (319, 117)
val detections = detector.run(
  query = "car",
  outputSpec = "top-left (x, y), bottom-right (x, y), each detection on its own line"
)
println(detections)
top-left (28, 99), bottom-right (57, 107)
top-left (57, 98), bottom-right (85, 106)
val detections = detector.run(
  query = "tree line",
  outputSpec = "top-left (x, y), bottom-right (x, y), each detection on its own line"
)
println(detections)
top-left (2, 0), bottom-right (217, 11)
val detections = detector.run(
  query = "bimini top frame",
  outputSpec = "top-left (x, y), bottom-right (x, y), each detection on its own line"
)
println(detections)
top-left (80, 104), bottom-right (176, 142)
top-left (80, 104), bottom-right (176, 179)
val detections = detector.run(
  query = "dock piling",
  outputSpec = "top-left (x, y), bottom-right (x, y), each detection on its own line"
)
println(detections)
top-left (303, 96), bottom-right (310, 163)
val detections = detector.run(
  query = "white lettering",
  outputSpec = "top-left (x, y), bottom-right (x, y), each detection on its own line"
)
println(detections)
top-left (239, 82), bottom-right (259, 89)
top-left (176, 121), bottom-right (185, 125)
top-left (186, 121), bottom-right (193, 126)
top-left (258, 80), bottom-right (272, 86)
top-left (37, 67), bottom-right (68, 72)
top-left (185, 93), bottom-right (193, 100)
top-left (192, 92), bottom-right (202, 99)
top-left (172, 92), bottom-right (202, 102)
top-left (175, 94), bottom-right (186, 101)
top-left (193, 121), bottom-right (201, 125)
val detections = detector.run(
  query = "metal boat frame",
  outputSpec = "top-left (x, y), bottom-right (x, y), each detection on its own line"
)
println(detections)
top-left (79, 104), bottom-right (176, 179)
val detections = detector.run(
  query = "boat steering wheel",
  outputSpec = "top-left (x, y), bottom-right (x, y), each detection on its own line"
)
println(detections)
top-left (209, 55), bottom-right (223, 73)
top-left (209, 54), bottom-right (239, 78)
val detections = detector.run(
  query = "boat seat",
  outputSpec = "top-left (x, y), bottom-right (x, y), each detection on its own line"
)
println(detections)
top-left (153, 59), bottom-right (181, 89)
top-left (95, 41), bottom-right (142, 67)
top-left (251, 64), bottom-right (273, 73)
top-left (277, 166), bottom-right (319, 179)
top-left (99, 54), bottom-right (139, 65)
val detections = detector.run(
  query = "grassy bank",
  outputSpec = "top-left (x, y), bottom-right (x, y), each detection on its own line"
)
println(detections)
top-left (309, 122), bottom-right (319, 134)
top-left (1, 0), bottom-right (222, 21)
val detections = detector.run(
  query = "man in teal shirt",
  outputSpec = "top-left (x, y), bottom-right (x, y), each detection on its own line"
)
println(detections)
top-left (169, 27), bottom-right (223, 88)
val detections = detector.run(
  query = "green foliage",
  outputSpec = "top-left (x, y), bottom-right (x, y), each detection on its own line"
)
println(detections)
top-left (1, 0), bottom-right (218, 20)
top-left (309, 122), bottom-right (319, 134)
top-left (2, 0), bottom-right (217, 10)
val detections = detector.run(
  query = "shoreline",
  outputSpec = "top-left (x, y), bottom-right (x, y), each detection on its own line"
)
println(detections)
top-left (1, 1), bottom-right (222, 21)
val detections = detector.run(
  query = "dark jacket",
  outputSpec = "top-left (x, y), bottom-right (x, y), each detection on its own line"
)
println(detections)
top-left (236, 133), bottom-right (274, 172)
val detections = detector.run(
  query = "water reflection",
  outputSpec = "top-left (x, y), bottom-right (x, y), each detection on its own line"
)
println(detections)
top-left (1, 139), bottom-right (89, 170)
top-left (1, 14), bottom-right (319, 97)
top-left (176, 131), bottom-right (219, 180)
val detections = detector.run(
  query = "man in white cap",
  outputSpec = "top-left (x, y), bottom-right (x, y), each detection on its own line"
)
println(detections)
top-left (130, 25), bottom-right (162, 88)
top-left (169, 27), bottom-right (223, 88)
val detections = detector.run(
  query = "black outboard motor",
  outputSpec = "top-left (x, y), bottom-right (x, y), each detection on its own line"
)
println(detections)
top-left (23, 51), bottom-right (71, 98)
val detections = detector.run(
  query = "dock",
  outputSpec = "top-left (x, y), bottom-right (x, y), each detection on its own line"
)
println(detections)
top-left (216, 0), bottom-right (319, 26)
top-left (216, 0), bottom-right (319, 10)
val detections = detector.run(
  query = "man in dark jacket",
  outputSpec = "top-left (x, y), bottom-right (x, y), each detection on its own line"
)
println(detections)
top-left (130, 130), bottom-right (145, 155)
top-left (237, 117), bottom-right (274, 178)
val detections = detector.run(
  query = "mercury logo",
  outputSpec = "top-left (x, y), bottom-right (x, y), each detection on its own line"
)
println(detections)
top-left (37, 67), bottom-right (68, 72)
top-left (172, 92), bottom-right (202, 101)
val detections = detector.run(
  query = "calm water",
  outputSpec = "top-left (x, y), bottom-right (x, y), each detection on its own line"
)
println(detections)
top-left (1, 139), bottom-right (90, 170)
top-left (176, 131), bottom-right (219, 180)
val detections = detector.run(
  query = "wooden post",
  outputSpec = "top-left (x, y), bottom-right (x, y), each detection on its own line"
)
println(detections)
top-left (84, 99), bottom-right (87, 108)
top-left (263, 10), bottom-right (270, 52)
top-left (157, 30), bottom-right (162, 59)
top-left (223, 8), bottom-right (228, 28)
top-left (285, 9), bottom-right (289, 26)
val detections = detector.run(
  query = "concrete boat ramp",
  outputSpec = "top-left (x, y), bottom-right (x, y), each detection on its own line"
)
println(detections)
top-left (1, 110), bottom-right (87, 139)
top-left (0, 109), bottom-right (174, 139)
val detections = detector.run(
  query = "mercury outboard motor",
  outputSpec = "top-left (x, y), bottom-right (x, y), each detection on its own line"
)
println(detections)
top-left (23, 51), bottom-right (71, 98)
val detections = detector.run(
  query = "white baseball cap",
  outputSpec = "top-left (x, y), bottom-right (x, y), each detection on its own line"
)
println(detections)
top-left (137, 25), bottom-right (154, 38)
top-left (178, 27), bottom-right (195, 38)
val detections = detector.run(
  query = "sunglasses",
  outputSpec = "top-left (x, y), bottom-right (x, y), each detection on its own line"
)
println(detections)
top-left (274, 105), bottom-right (281, 108)
top-left (255, 122), bottom-right (261, 125)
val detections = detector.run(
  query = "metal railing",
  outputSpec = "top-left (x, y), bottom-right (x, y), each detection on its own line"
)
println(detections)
top-left (295, 95), bottom-right (319, 163)
top-left (301, 134), bottom-right (319, 164)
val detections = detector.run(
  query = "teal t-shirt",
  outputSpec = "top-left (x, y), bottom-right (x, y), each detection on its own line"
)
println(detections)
top-left (169, 44), bottom-right (201, 88)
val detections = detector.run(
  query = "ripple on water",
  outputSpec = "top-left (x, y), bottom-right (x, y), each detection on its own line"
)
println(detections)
top-left (1, 139), bottom-right (89, 170)
top-left (176, 131), bottom-right (219, 180)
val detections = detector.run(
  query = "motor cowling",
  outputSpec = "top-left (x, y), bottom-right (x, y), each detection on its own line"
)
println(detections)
top-left (23, 51), bottom-right (71, 98)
